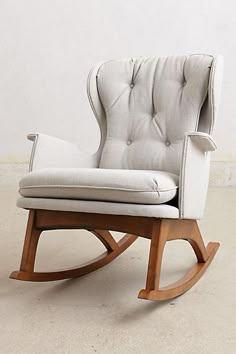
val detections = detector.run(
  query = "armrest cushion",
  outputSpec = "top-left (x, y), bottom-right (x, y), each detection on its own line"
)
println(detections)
top-left (178, 132), bottom-right (217, 219)
top-left (28, 133), bottom-right (98, 171)
top-left (185, 132), bottom-right (217, 152)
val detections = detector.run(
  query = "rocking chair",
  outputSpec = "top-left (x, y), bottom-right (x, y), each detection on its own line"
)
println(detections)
top-left (10, 54), bottom-right (224, 301)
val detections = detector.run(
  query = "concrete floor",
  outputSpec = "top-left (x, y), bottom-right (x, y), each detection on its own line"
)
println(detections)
top-left (0, 185), bottom-right (236, 354)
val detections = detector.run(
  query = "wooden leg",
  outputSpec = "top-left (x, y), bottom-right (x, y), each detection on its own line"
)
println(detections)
top-left (18, 210), bottom-right (41, 273)
top-left (10, 210), bottom-right (137, 282)
top-left (144, 220), bottom-right (167, 291)
top-left (138, 219), bottom-right (220, 301)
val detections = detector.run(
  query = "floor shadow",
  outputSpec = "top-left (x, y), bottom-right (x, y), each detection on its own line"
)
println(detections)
top-left (117, 299), bottom-right (173, 324)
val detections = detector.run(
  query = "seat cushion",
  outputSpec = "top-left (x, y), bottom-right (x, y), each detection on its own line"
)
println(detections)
top-left (19, 168), bottom-right (178, 205)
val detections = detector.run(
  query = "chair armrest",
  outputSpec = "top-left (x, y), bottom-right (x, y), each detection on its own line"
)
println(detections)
top-left (28, 133), bottom-right (99, 171)
top-left (178, 132), bottom-right (217, 219)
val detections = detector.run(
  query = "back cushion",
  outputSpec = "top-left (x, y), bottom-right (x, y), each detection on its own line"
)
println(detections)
top-left (97, 55), bottom-right (212, 175)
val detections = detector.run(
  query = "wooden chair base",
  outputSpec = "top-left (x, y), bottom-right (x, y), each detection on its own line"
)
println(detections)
top-left (10, 209), bottom-right (219, 301)
top-left (10, 234), bottom-right (137, 282)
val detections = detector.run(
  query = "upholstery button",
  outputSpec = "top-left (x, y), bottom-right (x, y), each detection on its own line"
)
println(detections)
top-left (152, 112), bottom-right (156, 118)
top-left (165, 141), bottom-right (171, 147)
top-left (127, 140), bottom-right (132, 145)
top-left (183, 80), bottom-right (186, 86)
top-left (130, 83), bottom-right (134, 89)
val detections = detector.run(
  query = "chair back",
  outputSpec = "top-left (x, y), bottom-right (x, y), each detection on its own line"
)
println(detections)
top-left (87, 55), bottom-right (223, 174)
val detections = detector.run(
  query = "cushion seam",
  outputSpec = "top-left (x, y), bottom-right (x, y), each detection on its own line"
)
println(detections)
top-left (20, 185), bottom-right (178, 193)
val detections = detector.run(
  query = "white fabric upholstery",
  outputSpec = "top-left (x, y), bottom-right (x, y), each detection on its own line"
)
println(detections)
top-left (18, 54), bottom-right (223, 220)
top-left (28, 133), bottom-right (99, 171)
top-left (179, 132), bottom-right (217, 219)
top-left (17, 197), bottom-right (179, 219)
top-left (87, 61), bottom-right (107, 162)
top-left (96, 55), bottom-right (213, 175)
top-left (198, 55), bottom-right (224, 134)
top-left (19, 168), bottom-right (178, 205)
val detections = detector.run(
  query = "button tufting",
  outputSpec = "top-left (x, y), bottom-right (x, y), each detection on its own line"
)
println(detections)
top-left (127, 140), bottom-right (132, 145)
top-left (165, 141), bottom-right (171, 147)
top-left (130, 83), bottom-right (134, 89)
top-left (152, 112), bottom-right (156, 118)
top-left (183, 80), bottom-right (186, 86)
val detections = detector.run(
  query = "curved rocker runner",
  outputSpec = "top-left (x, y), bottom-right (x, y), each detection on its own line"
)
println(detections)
top-left (10, 210), bottom-right (138, 282)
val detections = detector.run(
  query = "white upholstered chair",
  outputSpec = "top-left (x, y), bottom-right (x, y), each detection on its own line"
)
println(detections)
top-left (10, 54), bottom-right (224, 301)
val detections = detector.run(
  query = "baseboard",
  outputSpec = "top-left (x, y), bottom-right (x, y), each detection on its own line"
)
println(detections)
top-left (0, 164), bottom-right (28, 186)
top-left (209, 161), bottom-right (236, 186)
top-left (0, 162), bottom-right (236, 186)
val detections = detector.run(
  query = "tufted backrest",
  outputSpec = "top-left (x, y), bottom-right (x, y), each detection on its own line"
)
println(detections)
top-left (87, 55), bottom-right (223, 175)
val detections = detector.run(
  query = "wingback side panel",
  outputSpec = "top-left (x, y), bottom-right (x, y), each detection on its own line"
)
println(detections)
top-left (198, 55), bottom-right (224, 134)
top-left (90, 55), bottom-right (212, 175)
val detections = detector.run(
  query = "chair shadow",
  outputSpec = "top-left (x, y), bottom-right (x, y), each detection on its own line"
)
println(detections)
top-left (117, 299), bottom-right (173, 324)
top-left (33, 268), bottom-right (176, 322)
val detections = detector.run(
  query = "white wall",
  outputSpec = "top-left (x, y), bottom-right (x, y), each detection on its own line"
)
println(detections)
top-left (0, 0), bottom-right (235, 163)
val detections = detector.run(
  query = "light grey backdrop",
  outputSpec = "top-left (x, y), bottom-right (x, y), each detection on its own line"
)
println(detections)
top-left (0, 0), bottom-right (235, 167)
